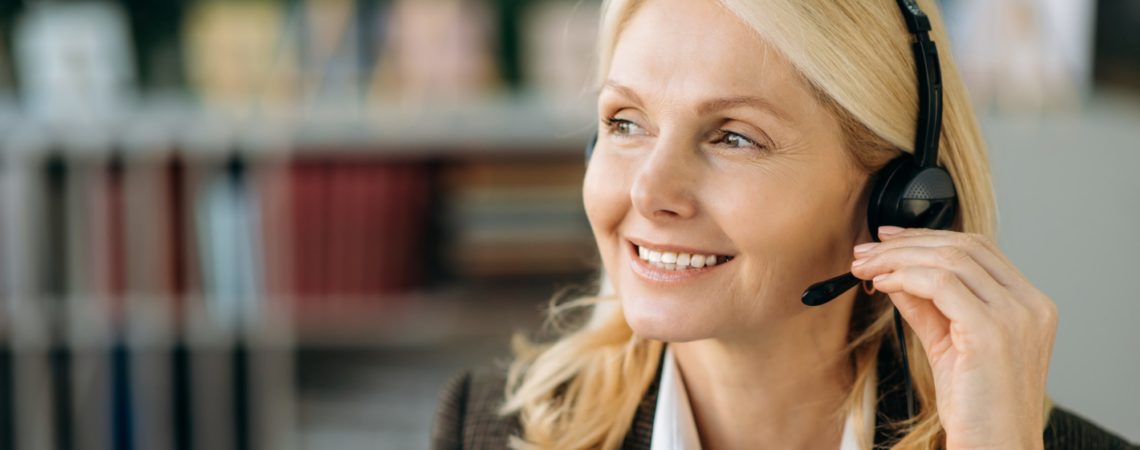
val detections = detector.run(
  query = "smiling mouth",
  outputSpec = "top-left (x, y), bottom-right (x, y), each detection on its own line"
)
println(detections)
top-left (629, 240), bottom-right (735, 272)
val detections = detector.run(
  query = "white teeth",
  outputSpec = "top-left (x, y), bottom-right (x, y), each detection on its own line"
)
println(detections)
top-left (636, 244), bottom-right (729, 269)
top-left (649, 261), bottom-right (686, 271)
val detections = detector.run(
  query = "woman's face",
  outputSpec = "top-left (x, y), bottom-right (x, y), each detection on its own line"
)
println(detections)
top-left (584, 0), bottom-right (872, 341)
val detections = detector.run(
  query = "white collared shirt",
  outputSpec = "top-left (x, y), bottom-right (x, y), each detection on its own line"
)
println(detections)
top-left (650, 346), bottom-right (876, 450)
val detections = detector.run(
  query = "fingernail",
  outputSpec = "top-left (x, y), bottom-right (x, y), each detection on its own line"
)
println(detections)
top-left (852, 257), bottom-right (867, 267)
top-left (878, 226), bottom-right (905, 236)
top-left (853, 242), bottom-right (877, 254)
top-left (873, 273), bottom-right (889, 282)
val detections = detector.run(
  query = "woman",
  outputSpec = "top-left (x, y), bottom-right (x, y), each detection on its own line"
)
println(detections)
top-left (432, 0), bottom-right (1137, 448)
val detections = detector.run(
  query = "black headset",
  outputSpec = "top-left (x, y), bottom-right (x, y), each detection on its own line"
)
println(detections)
top-left (584, 0), bottom-right (954, 422)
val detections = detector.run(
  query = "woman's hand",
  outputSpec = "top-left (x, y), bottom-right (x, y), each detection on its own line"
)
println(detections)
top-left (850, 226), bottom-right (1057, 450)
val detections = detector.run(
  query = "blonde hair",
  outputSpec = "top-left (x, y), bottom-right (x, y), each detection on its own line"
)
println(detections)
top-left (500, 0), bottom-right (1050, 448)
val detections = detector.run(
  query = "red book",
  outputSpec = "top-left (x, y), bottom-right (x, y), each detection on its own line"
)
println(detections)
top-left (107, 157), bottom-right (126, 319)
top-left (254, 157), bottom-right (295, 311)
top-left (289, 159), bottom-right (328, 312)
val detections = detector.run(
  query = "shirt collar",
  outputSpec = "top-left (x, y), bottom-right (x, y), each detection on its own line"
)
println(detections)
top-left (650, 345), bottom-right (876, 450)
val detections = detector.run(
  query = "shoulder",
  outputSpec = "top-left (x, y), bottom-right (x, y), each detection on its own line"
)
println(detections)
top-left (1044, 404), bottom-right (1138, 449)
top-left (430, 362), bottom-right (522, 450)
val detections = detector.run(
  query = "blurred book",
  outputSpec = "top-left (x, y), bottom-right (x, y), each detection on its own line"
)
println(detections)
top-left (297, 0), bottom-right (362, 107)
top-left (187, 314), bottom-right (235, 450)
top-left (252, 156), bottom-right (295, 317)
top-left (0, 2), bottom-right (19, 92)
top-left (66, 157), bottom-right (114, 302)
top-left (0, 28), bottom-right (12, 92)
top-left (440, 159), bottom-right (595, 278)
top-left (0, 145), bottom-right (39, 306)
top-left (522, 0), bottom-right (601, 107)
top-left (128, 303), bottom-right (178, 450)
top-left (0, 327), bottom-right (13, 450)
top-left (38, 154), bottom-right (68, 301)
top-left (0, 154), bottom-right (16, 303)
top-left (14, 2), bottom-right (136, 120)
top-left (195, 157), bottom-right (263, 328)
top-left (121, 141), bottom-right (183, 309)
top-left (183, 0), bottom-right (298, 111)
top-left (0, 158), bottom-right (5, 299)
top-left (12, 304), bottom-right (56, 450)
top-left (368, 0), bottom-right (501, 105)
top-left (65, 301), bottom-right (113, 450)
top-left (287, 158), bottom-right (433, 319)
top-left (106, 156), bottom-right (129, 310)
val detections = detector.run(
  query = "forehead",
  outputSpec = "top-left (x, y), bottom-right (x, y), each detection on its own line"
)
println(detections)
top-left (606, 0), bottom-right (814, 115)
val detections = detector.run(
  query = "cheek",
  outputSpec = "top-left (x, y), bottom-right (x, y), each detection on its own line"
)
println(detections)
top-left (709, 175), bottom-right (849, 290)
top-left (583, 159), bottom-right (635, 296)
top-left (712, 177), bottom-right (804, 246)
top-left (582, 161), bottom-right (629, 234)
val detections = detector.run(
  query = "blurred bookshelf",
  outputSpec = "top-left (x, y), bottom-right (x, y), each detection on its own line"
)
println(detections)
top-left (0, 0), bottom-right (603, 337)
top-left (0, 0), bottom-right (602, 448)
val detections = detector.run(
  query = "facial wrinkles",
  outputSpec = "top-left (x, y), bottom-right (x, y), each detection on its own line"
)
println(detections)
top-left (609, 2), bottom-right (775, 128)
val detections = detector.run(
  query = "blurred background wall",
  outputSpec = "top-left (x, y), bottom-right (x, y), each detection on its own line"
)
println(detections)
top-left (0, 0), bottom-right (1135, 448)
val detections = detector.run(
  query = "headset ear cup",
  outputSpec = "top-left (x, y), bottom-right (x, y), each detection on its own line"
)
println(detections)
top-left (868, 155), bottom-right (911, 241)
top-left (897, 166), bottom-right (957, 230)
top-left (867, 153), bottom-right (958, 241)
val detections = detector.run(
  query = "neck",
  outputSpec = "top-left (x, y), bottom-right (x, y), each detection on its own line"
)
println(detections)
top-left (670, 290), bottom-right (858, 450)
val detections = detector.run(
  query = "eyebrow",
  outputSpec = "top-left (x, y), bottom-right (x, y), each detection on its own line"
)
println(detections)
top-left (602, 79), bottom-right (792, 123)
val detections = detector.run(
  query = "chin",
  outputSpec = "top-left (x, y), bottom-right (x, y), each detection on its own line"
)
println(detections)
top-left (620, 295), bottom-right (717, 342)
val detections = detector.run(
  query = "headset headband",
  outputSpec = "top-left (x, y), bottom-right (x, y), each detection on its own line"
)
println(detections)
top-left (896, 0), bottom-right (943, 169)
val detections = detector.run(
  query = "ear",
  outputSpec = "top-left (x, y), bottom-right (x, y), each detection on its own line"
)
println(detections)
top-left (852, 171), bottom-right (876, 245)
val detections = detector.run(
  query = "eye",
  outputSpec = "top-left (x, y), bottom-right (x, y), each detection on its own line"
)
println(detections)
top-left (712, 129), bottom-right (766, 151)
top-left (602, 116), bottom-right (646, 137)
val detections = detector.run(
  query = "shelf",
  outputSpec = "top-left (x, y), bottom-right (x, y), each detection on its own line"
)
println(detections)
top-left (287, 283), bottom-right (563, 350)
top-left (0, 283), bottom-right (564, 351)
top-left (0, 94), bottom-right (597, 158)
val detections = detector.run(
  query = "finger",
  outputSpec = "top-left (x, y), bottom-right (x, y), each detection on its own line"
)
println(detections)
top-left (872, 228), bottom-right (1025, 289)
top-left (877, 227), bottom-right (1015, 272)
top-left (883, 290), bottom-right (951, 359)
top-left (873, 266), bottom-right (993, 330)
top-left (853, 245), bottom-right (1010, 305)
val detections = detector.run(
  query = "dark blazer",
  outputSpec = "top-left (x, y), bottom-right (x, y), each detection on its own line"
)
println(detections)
top-left (431, 342), bottom-right (1138, 449)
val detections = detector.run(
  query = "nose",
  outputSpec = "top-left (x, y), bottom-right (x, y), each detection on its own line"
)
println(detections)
top-left (629, 136), bottom-right (698, 220)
